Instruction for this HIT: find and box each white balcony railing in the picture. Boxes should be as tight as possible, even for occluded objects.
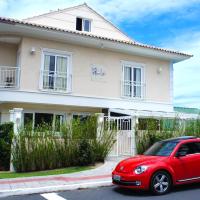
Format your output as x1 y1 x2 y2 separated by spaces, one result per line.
0 66 20 88
41 70 70 92
121 80 145 99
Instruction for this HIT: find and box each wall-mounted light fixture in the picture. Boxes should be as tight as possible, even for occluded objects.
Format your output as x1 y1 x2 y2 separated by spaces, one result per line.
30 47 36 55
157 67 162 74
100 43 104 49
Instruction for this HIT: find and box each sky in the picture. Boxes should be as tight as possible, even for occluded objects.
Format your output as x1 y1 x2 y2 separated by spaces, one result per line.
0 0 200 108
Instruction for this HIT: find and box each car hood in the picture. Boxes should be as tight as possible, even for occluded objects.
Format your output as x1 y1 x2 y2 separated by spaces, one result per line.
115 155 167 173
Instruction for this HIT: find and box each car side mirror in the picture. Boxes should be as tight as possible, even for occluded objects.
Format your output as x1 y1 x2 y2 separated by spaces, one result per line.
176 151 187 157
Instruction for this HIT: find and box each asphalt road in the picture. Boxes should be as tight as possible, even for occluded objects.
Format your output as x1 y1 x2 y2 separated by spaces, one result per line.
1 183 200 200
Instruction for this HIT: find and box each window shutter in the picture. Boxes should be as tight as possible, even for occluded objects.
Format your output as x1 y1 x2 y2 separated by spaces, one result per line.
76 18 82 31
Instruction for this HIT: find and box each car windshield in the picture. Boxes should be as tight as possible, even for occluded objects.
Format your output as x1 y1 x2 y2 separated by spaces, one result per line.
144 141 178 156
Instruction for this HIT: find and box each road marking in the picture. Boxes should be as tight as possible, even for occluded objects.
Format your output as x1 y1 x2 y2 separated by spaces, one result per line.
41 193 66 200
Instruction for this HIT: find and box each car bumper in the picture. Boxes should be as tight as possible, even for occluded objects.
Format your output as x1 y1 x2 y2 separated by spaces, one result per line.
112 170 150 190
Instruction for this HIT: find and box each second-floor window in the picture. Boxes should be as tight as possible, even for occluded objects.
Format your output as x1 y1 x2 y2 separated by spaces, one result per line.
76 17 91 32
41 51 71 92
122 62 144 98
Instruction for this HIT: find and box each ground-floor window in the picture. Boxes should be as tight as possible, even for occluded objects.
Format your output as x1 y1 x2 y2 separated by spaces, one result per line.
72 114 90 122
138 118 160 130
24 112 64 131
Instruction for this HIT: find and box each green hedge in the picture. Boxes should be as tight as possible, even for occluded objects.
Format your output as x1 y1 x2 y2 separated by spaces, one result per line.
12 116 116 172
136 117 200 154
0 122 14 170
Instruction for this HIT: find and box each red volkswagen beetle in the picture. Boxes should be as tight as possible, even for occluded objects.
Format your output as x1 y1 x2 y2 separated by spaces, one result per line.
112 136 200 195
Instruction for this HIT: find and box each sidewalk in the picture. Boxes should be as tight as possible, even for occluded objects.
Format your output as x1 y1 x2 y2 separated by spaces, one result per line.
0 161 117 198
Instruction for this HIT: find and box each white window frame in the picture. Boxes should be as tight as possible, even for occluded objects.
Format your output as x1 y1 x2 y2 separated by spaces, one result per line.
121 60 145 99
76 17 92 32
40 48 72 93
82 18 91 32
23 111 66 132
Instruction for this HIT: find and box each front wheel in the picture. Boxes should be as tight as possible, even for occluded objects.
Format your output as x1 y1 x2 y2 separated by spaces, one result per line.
150 171 172 195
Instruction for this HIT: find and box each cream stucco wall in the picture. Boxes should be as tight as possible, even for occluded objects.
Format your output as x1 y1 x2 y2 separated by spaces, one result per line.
0 42 17 66
25 5 131 42
0 103 101 113
0 103 101 123
19 37 171 103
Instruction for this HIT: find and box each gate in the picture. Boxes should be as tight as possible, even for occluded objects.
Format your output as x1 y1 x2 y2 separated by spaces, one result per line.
106 116 134 157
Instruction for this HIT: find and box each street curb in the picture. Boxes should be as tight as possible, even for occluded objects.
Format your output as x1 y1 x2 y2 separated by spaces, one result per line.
0 180 113 198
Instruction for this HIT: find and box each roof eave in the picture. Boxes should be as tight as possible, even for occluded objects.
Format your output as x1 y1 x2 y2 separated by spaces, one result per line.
0 17 192 63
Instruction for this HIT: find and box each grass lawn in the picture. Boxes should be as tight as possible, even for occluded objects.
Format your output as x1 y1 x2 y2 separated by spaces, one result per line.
0 166 93 179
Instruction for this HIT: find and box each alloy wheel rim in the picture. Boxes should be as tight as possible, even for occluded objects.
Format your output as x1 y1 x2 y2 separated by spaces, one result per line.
153 174 169 193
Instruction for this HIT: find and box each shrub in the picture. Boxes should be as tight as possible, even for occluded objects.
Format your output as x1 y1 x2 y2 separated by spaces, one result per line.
12 124 76 172
76 139 95 166
136 117 200 154
0 122 14 170
93 128 116 162
12 116 116 172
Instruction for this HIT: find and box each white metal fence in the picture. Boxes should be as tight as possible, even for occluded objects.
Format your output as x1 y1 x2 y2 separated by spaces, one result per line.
121 80 145 98
41 70 69 92
0 66 20 88
106 116 134 157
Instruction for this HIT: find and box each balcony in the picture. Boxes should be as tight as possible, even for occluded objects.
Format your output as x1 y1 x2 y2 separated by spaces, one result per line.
0 66 20 89
121 80 145 99
41 70 71 92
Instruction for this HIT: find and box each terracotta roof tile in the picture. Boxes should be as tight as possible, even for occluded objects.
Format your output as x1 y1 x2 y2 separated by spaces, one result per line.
0 16 192 58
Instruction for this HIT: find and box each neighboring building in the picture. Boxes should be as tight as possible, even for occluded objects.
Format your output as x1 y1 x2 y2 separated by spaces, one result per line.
174 107 200 115
0 3 193 156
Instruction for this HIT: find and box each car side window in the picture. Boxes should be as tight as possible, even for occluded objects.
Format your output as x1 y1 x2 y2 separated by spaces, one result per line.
194 142 200 153
177 142 197 156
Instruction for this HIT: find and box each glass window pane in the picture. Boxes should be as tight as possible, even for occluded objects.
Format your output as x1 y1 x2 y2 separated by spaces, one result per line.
56 56 68 90
44 55 50 71
144 141 178 156
195 142 200 153
134 68 141 82
43 55 55 89
24 113 33 128
56 57 67 73
55 115 64 132
178 143 196 155
84 20 90 32
134 68 142 97
49 56 55 72
34 113 53 128
123 66 132 97
73 115 89 122
124 66 132 81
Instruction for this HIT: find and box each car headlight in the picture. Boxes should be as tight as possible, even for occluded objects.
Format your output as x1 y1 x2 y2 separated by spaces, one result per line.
134 166 148 174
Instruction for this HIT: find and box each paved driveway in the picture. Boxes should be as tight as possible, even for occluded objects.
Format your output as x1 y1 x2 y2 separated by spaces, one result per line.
1 183 200 200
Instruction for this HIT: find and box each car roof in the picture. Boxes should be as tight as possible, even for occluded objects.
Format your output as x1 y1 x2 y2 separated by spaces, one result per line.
161 136 199 143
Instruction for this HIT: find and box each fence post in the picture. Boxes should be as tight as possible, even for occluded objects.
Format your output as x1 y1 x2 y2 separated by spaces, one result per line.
131 116 138 156
96 113 104 140
9 108 23 172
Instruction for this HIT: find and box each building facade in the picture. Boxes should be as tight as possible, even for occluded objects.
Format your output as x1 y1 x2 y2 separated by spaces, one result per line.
0 4 192 139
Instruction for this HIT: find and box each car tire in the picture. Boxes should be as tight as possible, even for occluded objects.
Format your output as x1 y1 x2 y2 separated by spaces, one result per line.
150 171 172 195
